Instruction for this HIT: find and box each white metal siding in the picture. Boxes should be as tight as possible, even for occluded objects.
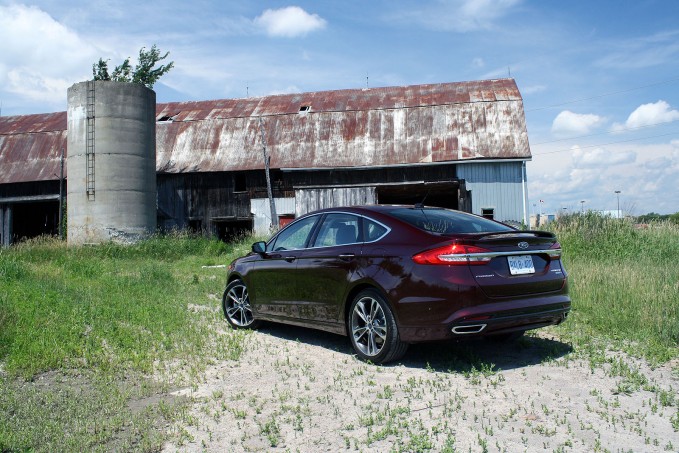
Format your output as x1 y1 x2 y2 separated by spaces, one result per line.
251 197 295 235
295 187 376 217
457 161 528 224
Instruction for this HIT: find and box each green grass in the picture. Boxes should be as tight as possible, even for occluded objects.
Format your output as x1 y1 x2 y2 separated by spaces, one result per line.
0 232 258 452
0 233 252 377
0 216 677 451
546 213 679 363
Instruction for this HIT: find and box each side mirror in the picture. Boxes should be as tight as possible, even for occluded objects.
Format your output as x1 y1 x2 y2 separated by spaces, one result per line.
251 241 266 254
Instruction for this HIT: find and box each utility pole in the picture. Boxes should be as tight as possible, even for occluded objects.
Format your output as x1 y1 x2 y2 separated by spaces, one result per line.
58 148 65 240
259 117 278 231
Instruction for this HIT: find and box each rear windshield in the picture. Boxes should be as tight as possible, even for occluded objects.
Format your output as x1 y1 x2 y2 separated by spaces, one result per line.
388 208 514 234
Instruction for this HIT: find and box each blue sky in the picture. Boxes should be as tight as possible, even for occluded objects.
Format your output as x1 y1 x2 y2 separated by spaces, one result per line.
1 0 678 215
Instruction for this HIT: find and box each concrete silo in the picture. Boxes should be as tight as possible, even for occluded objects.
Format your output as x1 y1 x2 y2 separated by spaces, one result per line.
67 80 156 244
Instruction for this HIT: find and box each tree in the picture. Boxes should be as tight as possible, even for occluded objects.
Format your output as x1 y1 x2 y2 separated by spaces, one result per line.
91 45 174 89
92 58 110 81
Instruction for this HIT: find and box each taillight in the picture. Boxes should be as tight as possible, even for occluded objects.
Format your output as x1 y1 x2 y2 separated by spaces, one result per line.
412 244 492 265
547 242 562 260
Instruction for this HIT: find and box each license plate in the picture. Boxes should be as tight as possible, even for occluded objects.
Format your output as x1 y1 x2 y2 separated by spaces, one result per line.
508 255 534 275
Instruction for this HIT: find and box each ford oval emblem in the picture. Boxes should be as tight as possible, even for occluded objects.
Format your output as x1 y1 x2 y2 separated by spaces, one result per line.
518 241 529 250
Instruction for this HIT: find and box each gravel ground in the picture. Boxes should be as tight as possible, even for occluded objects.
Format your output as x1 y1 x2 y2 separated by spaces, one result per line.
162 321 679 452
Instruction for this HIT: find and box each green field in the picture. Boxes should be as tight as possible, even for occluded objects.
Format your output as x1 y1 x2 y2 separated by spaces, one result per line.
1 217 677 451
547 214 679 363
0 233 256 451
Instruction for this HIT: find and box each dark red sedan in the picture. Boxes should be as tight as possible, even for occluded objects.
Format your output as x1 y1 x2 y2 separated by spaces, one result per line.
223 205 570 364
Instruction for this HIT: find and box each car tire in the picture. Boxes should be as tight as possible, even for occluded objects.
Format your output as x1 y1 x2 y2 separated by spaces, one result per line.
348 289 408 364
222 279 261 329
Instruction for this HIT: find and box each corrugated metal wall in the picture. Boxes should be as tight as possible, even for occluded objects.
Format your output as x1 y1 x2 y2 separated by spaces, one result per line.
456 161 527 224
295 187 376 217
251 197 296 235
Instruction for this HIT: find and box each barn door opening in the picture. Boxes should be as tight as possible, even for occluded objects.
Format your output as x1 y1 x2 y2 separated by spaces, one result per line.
11 201 60 243
212 218 253 242
376 181 460 210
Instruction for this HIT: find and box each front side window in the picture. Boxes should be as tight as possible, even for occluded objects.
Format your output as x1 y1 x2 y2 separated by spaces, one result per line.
269 215 318 251
313 213 361 247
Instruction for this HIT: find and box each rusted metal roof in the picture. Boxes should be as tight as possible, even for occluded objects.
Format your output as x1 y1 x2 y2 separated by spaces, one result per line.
0 112 67 184
156 78 530 173
1 78 530 183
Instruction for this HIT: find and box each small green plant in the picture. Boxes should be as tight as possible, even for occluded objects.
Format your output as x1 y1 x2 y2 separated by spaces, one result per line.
671 408 679 432
92 44 174 89
260 416 280 447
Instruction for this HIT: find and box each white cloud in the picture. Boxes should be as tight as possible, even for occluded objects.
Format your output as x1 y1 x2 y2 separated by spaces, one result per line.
529 140 678 215
644 156 671 170
522 85 546 95
597 30 679 69
388 0 521 32
471 57 485 68
0 4 97 108
255 6 327 38
610 100 679 133
624 100 679 128
6 67 70 103
571 145 636 168
551 110 606 136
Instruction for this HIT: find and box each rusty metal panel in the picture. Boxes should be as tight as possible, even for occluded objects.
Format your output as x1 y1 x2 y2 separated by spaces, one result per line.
0 112 67 184
2 78 530 183
155 78 530 174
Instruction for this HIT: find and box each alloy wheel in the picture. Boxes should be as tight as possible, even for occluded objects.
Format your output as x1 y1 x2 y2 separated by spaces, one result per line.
224 282 255 327
351 296 388 357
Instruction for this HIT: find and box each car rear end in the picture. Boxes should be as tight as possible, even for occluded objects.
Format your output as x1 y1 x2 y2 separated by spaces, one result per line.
435 231 570 338
379 207 570 342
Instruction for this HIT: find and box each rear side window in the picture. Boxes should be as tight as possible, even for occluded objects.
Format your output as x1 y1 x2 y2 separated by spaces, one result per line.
364 218 388 242
388 208 513 234
313 213 360 247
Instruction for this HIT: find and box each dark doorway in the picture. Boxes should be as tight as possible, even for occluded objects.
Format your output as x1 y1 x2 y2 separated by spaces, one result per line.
188 218 203 234
12 201 60 242
212 218 253 242
376 182 459 209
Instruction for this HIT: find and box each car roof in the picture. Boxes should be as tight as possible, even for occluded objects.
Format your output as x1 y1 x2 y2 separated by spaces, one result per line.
308 204 457 216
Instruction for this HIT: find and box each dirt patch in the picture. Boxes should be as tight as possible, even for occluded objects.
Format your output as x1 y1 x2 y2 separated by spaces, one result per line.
161 325 679 452
0 368 188 453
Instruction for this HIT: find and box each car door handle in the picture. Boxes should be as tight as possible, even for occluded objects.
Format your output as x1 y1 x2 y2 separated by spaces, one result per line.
284 256 297 262
339 254 355 261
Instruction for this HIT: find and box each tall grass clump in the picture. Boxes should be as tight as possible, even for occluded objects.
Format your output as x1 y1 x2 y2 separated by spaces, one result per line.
0 232 255 378
547 213 679 362
0 233 261 452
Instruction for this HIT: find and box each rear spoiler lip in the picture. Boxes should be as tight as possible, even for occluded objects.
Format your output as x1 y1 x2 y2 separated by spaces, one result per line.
442 230 556 241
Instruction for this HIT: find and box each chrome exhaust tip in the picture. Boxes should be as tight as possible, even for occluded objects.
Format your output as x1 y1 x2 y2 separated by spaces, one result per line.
451 324 487 335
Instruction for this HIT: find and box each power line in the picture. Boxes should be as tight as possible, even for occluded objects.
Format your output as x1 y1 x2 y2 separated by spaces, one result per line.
532 130 679 156
532 119 679 146
525 75 679 112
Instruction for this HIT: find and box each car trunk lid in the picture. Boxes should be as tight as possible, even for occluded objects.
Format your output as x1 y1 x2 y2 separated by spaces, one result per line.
457 231 566 297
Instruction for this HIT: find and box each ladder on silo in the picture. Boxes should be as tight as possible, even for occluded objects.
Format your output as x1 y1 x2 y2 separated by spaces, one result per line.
85 81 96 201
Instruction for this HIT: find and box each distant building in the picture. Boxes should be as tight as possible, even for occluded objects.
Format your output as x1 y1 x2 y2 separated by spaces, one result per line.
598 210 624 219
0 78 532 245
530 214 556 229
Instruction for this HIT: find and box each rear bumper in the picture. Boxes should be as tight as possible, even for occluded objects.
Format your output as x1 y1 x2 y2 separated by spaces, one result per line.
398 295 571 343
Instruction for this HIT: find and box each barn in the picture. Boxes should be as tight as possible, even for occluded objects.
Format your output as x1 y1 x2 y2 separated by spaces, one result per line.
0 78 531 246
